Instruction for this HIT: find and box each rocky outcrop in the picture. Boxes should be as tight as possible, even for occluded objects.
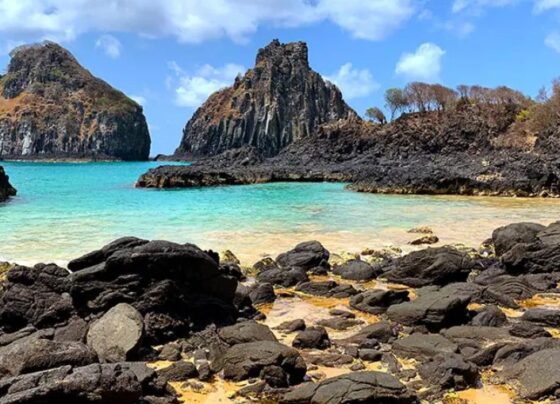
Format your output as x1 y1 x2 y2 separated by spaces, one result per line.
175 39 357 158
0 42 150 160
0 166 16 201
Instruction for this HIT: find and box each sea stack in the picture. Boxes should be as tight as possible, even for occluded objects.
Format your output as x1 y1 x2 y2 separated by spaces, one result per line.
0 42 150 160
175 39 357 158
0 166 16 201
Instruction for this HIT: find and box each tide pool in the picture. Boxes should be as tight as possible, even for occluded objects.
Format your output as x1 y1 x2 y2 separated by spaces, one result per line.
2 161 560 266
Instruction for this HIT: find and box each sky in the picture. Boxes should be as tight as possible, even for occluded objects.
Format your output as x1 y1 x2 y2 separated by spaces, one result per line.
0 0 560 155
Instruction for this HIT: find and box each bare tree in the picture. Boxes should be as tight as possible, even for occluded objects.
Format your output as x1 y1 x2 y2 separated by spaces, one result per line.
405 82 432 112
384 88 409 120
430 84 458 111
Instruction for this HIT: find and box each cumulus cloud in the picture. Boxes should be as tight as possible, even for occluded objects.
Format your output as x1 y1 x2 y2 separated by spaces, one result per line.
0 0 416 47
325 63 379 99
452 0 517 13
534 0 560 12
95 34 121 58
395 43 445 82
169 62 245 108
545 31 560 52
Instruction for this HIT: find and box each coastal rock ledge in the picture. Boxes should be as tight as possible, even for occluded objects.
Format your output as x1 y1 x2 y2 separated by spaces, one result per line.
0 166 16 201
0 42 150 161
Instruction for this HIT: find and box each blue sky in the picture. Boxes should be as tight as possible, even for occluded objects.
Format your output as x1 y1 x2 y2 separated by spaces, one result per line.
1 0 560 155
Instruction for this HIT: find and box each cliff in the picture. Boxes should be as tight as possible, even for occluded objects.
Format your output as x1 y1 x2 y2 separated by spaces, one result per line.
0 166 16 201
0 42 150 160
175 39 357 158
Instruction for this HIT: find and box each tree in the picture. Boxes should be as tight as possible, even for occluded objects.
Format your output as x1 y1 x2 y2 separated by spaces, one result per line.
430 84 458 111
365 107 386 124
405 82 432 112
457 84 469 100
384 88 409 120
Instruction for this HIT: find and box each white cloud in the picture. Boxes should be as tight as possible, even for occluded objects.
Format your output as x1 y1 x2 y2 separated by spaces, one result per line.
95 34 121 58
325 63 379 99
534 0 560 12
0 0 416 48
129 95 147 105
545 31 560 52
452 0 517 13
170 62 245 108
395 43 445 82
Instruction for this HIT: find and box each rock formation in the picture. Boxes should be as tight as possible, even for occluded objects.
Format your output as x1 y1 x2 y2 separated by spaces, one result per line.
0 166 16 201
0 42 150 160
175 39 357 158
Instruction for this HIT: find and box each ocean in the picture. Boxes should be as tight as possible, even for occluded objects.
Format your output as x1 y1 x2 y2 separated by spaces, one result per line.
2 161 560 266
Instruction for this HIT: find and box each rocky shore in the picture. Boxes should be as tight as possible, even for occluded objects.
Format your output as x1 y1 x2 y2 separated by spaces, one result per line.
0 166 16 202
1 221 560 402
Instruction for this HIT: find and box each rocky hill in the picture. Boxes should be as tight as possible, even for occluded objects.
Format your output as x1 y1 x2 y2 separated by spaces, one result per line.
0 42 150 160
175 39 357 158
0 166 16 201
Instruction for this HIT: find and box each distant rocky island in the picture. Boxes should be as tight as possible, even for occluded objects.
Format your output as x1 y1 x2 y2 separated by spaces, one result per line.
140 40 560 197
0 42 150 161
0 166 16 201
175 39 356 158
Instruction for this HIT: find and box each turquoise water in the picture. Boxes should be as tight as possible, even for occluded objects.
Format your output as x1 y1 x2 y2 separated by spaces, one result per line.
2 161 560 265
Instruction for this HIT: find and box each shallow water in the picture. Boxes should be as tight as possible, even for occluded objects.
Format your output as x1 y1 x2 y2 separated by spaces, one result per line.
3 161 560 266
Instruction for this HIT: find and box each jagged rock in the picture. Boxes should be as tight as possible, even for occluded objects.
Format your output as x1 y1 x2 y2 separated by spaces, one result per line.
317 317 363 331
338 323 398 345
0 42 150 160
281 371 416 404
217 321 277 345
0 166 16 202
349 289 410 315
382 247 475 287
210 341 306 386
498 348 560 400
175 39 356 158
292 327 330 350
276 241 330 271
295 280 358 298
509 322 552 338
393 333 458 360
410 235 439 245
238 282 276 305
86 303 144 362
0 332 96 377
0 362 172 404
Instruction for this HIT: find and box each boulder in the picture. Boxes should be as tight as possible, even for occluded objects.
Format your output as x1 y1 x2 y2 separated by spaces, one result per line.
350 289 409 315
383 247 475 287
217 321 277 345
295 281 358 298
248 282 276 305
492 222 545 256
332 260 379 281
509 322 552 339
393 333 458 360
292 327 330 350
276 319 306 333
386 284 472 331
498 348 560 400
87 303 144 363
521 308 560 327
418 353 479 391
0 166 16 202
471 305 507 327
276 241 330 271
156 361 198 382
210 341 306 386
338 323 398 345
410 235 439 245
317 317 363 331
256 267 308 287
281 371 416 404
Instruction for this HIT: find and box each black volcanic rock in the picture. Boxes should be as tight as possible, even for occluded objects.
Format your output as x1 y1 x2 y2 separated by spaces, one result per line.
0 166 16 201
0 42 150 160
175 39 357 158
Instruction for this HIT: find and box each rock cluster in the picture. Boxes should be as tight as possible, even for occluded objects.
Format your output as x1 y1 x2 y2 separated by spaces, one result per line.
0 42 150 160
0 166 16 201
175 39 356 158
